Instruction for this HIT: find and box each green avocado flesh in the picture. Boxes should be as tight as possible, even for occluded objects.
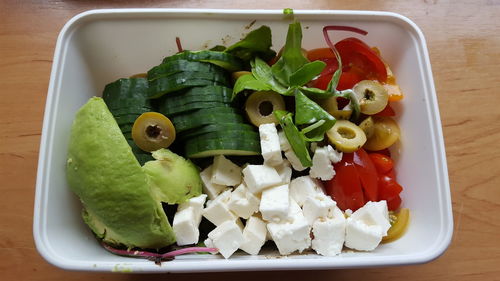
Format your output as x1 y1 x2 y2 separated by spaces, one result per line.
66 97 175 249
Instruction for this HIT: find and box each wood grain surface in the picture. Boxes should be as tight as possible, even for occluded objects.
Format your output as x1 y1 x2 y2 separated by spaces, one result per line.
1 0 499 280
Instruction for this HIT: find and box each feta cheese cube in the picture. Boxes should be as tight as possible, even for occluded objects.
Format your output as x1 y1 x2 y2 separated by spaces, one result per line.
207 220 244 258
311 207 346 256
178 194 207 225
242 164 282 194
289 176 325 207
173 207 200 246
344 200 391 251
284 149 307 172
211 155 242 186
260 184 290 222
310 146 335 181
200 165 226 200
302 193 336 225
259 123 283 166
350 200 391 235
228 183 260 219
278 130 291 151
202 189 238 226
275 159 292 184
326 145 343 163
240 216 267 255
267 199 311 255
344 217 384 251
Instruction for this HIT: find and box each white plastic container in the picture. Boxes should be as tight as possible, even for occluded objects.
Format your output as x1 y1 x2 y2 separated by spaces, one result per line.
33 9 453 272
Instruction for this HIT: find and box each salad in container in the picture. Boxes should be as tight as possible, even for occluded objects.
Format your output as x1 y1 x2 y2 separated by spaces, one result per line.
65 13 411 263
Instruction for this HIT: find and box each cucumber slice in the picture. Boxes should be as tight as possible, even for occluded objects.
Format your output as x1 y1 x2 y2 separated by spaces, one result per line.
108 106 153 116
102 78 151 109
148 60 226 81
159 101 232 116
114 114 140 125
171 110 244 132
180 123 256 140
163 50 243 72
148 71 229 99
161 85 233 105
185 137 261 158
178 129 259 142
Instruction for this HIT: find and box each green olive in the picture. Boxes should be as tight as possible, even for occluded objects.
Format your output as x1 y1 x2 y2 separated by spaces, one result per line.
364 116 400 151
245 91 286 126
326 120 367 153
358 116 375 138
353 80 389 115
132 112 176 152
318 97 352 120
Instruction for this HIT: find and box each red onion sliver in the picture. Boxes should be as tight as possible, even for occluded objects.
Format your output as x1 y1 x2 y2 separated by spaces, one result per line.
323 25 368 36
102 242 218 260
176 37 183 53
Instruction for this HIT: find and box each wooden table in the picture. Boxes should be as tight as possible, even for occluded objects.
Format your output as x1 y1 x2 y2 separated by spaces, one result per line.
1 0 499 280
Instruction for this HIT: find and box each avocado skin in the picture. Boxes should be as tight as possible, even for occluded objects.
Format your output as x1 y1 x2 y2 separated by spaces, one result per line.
66 97 175 249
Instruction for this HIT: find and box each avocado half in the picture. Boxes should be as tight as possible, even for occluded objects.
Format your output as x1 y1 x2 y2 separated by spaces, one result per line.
66 97 201 249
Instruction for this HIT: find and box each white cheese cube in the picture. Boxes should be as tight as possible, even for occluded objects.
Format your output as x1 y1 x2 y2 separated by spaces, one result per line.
173 207 200 246
311 207 346 256
259 123 283 166
240 216 267 255
228 183 260 219
326 145 343 163
207 220 244 259
211 155 242 186
200 165 226 200
202 190 238 226
310 146 335 181
260 184 290 222
289 176 325 207
178 194 207 225
284 149 307 172
242 164 282 194
302 193 337 225
344 217 384 251
275 159 292 184
350 200 391 236
278 130 291 151
267 199 311 255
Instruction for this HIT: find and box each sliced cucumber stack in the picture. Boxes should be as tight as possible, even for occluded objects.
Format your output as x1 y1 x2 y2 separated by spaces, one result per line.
162 50 243 72
102 78 154 165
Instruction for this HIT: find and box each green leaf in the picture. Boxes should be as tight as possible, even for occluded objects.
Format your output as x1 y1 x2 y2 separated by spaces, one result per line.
326 42 343 92
294 89 336 141
251 57 288 94
300 120 327 142
298 86 335 99
289 60 326 86
274 110 312 167
232 74 271 99
225 26 276 62
271 21 309 86
337 89 361 122
210 45 226 52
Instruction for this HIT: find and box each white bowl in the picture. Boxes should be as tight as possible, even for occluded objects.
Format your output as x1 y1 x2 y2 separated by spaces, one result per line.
33 9 453 272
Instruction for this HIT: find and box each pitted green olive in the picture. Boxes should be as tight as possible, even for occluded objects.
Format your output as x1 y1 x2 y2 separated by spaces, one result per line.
353 80 389 115
359 116 375 138
245 91 286 126
326 120 367 153
318 97 352 120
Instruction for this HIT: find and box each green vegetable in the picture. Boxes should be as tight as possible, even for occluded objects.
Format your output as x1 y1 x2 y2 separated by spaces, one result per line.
225 25 276 62
102 78 152 111
170 107 244 133
251 57 289 94
232 73 272 99
142 149 202 204
66 97 175 249
147 60 226 82
147 71 229 99
179 123 256 140
289 60 326 86
274 110 312 167
185 137 261 158
162 50 243 72
271 21 310 86
294 89 336 141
